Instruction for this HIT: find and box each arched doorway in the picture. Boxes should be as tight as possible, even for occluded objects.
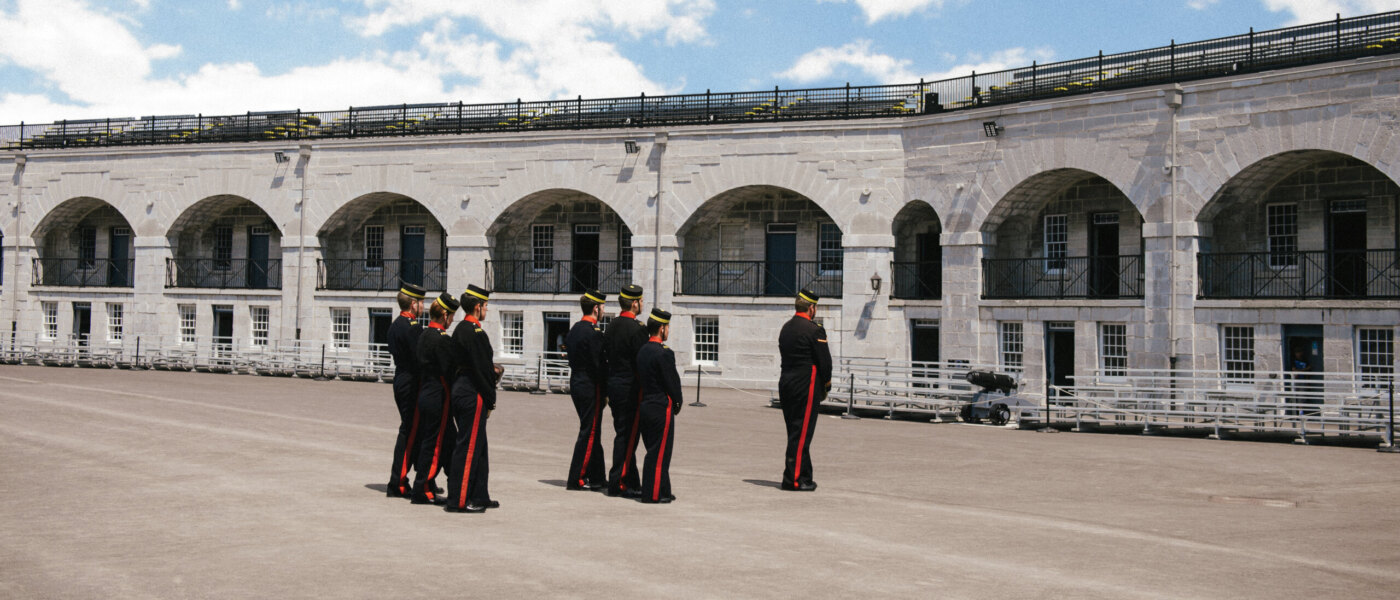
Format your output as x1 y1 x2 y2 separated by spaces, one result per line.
891 201 942 299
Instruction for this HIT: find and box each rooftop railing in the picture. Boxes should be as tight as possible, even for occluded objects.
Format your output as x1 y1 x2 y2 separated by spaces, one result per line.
4 12 1398 150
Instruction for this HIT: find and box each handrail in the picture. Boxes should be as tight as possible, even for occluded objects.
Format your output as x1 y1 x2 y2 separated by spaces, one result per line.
1197 249 1400 299
316 258 447 291
674 260 843 298
982 255 1143 299
166 257 282 289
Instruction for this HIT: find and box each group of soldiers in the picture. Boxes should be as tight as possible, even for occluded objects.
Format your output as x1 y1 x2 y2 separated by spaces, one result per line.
384 281 833 512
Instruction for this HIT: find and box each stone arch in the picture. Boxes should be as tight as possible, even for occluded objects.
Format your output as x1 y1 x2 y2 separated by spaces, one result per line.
31 197 137 286
486 189 635 294
670 155 871 236
166 195 284 289
891 200 943 299
316 191 448 290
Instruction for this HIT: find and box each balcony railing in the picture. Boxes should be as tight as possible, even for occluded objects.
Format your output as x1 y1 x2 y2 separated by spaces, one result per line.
6 12 1398 150
982 255 1143 299
166 258 282 290
317 258 447 292
32 258 134 287
891 261 942 300
674 260 843 298
1198 250 1400 299
488 260 633 294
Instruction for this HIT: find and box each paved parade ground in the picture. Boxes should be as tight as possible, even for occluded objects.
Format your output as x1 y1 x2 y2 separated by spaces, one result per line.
1 365 1398 599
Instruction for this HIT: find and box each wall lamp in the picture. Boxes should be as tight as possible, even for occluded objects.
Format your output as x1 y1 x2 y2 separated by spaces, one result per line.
870 272 883 293
982 121 1003 137
623 139 639 154
274 151 290 163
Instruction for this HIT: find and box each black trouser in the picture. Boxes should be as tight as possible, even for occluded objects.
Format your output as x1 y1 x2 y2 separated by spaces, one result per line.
639 399 676 502
606 379 642 493
567 379 607 488
388 371 421 494
410 376 456 501
779 365 823 487
446 378 490 509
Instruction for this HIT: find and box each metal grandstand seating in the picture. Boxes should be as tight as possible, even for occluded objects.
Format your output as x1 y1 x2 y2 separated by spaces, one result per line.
806 358 1019 420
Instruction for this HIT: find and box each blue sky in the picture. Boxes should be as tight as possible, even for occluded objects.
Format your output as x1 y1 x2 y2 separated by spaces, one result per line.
1 0 1398 124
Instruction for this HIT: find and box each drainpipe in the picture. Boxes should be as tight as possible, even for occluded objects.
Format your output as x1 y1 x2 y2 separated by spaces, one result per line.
1167 85 1183 371
10 154 25 345
294 144 311 340
652 133 667 294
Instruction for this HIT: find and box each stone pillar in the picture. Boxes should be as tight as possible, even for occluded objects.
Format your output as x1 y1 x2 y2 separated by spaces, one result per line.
131 236 171 339
939 232 990 365
629 234 677 307
1142 221 1200 371
448 235 489 292
282 234 319 342
838 237 894 363
2 236 35 345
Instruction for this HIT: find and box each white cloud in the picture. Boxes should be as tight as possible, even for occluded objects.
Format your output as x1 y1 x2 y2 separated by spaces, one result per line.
777 42 1051 85
227 0 242 9
1262 0 1400 24
919 47 1055 83
818 0 947 23
350 0 715 45
1187 0 1220 10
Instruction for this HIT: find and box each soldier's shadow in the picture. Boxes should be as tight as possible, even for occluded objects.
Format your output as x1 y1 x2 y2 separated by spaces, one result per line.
538 479 568 488
364 483 390 494
742 479 782 489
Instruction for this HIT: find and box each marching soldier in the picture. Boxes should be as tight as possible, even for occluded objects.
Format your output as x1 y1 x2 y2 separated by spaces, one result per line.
445 284 500 513
777 289 832 492
386 282 427 498
636 308 683 504
409 292 459 505
603 284 647 498
565 289 608 491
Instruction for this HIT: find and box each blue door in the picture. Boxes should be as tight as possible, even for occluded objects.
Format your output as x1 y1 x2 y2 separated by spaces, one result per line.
400 226 425 287
247 226 269 289
108 227 130 287
764 223 797 296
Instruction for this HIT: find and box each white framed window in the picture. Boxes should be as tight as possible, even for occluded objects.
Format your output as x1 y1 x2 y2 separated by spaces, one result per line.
1099 323 1128 378
364 225 384 269
618 228 633 273
250 306 269 347
818 223 843 274
42 302 58 340
998 322 1023 370
1357 327 1395 385
106 303 124 342
1266 203 1297 268
1221 326 1255 384
1043 214 1067 273
213 225 233 270
500 311 524 356
694 316 719 364
331 308 351 350
532 225 554 271
179 304 197 344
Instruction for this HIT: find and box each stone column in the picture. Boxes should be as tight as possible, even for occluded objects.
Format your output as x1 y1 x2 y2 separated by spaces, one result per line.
131 236 171 339
2 236 35 345
838 237 894 363
282 234 319 343
1142 221 1200 371
448 235 489 292
939 232 991 365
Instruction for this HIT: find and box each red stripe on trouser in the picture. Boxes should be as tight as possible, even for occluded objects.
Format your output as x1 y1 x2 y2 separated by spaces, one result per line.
619 386 642 484
425 378 450 498
577 385 601 485
456 395 483 509
794 366 816 485
653 399 673 501
397 402 421 494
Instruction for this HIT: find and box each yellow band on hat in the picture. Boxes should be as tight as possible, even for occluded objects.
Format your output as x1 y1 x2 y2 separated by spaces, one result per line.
464 288 489 301
584 292 605 304
649 314 670 324
400 287 425 299
619 290 642 300
435 297 452 311
799 292 819 304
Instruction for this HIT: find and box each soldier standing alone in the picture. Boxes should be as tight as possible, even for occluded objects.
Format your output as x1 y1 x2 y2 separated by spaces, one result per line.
603 284 647 498
636 308 683 504
386 282 426 498
777 289 832 492
565 289 608 491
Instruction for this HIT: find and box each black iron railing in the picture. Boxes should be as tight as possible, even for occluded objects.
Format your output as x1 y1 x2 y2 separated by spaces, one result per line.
982 255 1143 299
166 258 282 289
675 260 843 298
32 258 134 287
317 258 446 291
1198 250 1400 299
6 12 1399 150
891 261 942 299
488 260 632 294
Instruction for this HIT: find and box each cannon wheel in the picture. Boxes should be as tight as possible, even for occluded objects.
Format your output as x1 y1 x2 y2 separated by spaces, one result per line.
959 404 981 424
988 403 1011 426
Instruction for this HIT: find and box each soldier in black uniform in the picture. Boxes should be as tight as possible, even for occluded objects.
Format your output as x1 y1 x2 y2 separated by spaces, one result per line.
603 284 647 498
445 284 500 514
636 308 684 504
409 292 459 505
777 289 832 492
565 289 608 491
386 282 426 498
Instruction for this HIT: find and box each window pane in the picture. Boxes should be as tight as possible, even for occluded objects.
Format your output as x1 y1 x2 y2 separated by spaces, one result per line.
999 322 1023 370
1099 323 1127 377
1266 204 1297 268
1222 326 1255 384
1357 328 1395 385
179 305 198 344
532 225 554 270
694 316 719 363
251 306 269 347
332 308 351 349
364 226 384 269
1043 214 1067 271
819 223 843 273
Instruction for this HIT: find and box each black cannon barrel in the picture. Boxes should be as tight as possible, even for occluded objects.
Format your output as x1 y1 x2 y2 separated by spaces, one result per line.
966 370 1016 394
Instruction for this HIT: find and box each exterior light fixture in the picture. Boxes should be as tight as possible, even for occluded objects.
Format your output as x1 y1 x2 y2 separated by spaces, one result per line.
274 151 289 163
982 121 1003 137
623 140 639 154
870 272 883 293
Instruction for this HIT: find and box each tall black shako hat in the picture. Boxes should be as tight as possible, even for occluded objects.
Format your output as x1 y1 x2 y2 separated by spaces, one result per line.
619 284 643 301
583 289 607 304
434 292 460 313
399 281 426 299
798 288 820 305
648 307 671 327
463 284 490 302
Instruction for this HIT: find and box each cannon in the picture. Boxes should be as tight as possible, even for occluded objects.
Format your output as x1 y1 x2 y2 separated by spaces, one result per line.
959 370 1032 425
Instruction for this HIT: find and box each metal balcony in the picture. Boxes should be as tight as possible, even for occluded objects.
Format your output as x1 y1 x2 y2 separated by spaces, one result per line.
1198 250 1400 299
891 261 942 300
166 258 282 290
982 255 1143 299
317 258 446 292
32 258 134 287
488 260 632 294
674 260 843 298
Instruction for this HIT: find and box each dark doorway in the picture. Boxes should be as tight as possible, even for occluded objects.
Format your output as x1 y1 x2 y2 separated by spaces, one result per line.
72 302 91 348
571 224 600 292
400 225 426 287
544 312 571 359
1328 201 1367 297
1045 322 1075 400
369 309 393 362
248 225 270 289
108 227 131 287
213 306 234 355
916 232 941 298
911 320 940 384
764 223 797 296
1089 213 1120 297
1283 324 1324 415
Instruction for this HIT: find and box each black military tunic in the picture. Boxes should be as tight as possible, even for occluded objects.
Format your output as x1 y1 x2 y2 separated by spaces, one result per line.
565 315 607 489
637 337 683 503
446 315 496 510
387 310 424 496
777 312 832 489
410 321 457 502
602 311 648 494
